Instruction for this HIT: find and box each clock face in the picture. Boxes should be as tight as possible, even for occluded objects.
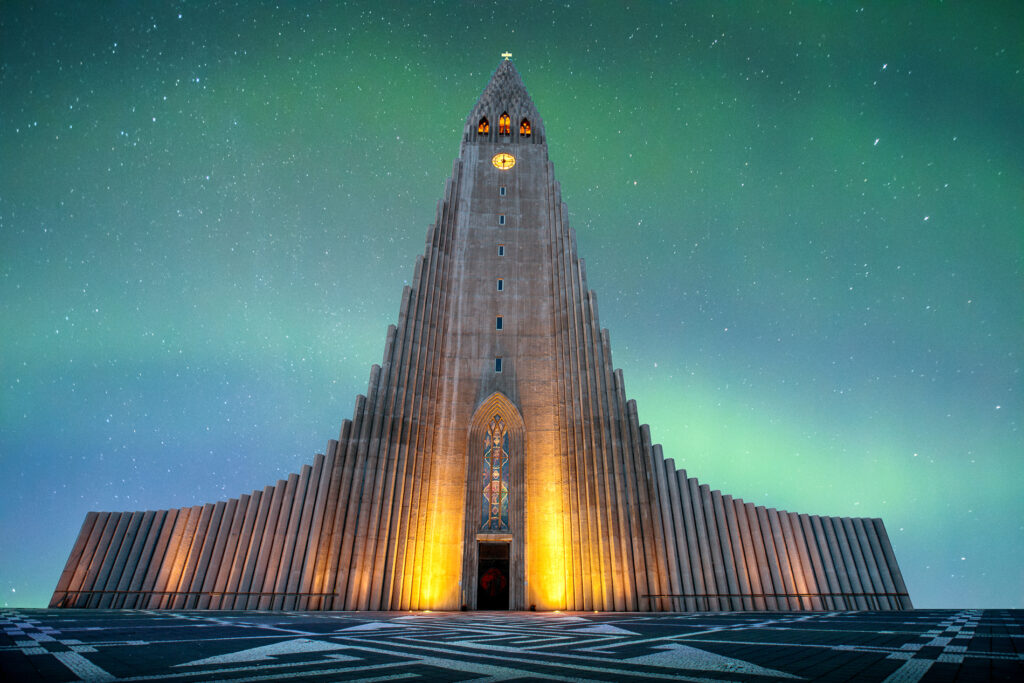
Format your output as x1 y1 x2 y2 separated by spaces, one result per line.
491 152 516 170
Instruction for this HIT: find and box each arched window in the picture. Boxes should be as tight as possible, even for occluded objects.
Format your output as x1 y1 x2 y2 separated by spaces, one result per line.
498 112 511 136
519 118 531 136
478 117 489 134
481 414 510 531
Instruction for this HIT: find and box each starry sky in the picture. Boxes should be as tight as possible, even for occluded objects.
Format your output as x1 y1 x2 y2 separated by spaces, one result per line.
2 2 1021 610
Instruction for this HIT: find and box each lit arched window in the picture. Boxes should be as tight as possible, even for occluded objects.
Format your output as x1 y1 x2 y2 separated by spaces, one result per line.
481 414 510 531
519 118 531 136
499 112 511 136
478 117 489 134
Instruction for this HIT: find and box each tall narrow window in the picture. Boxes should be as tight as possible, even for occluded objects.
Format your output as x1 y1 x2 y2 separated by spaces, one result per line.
496 316 503 330
481 415 510 531
499 186 506 196
499 112 511 135
494 357 503 372
478 117 490 134
497 244 505 256
520 118 531 136
496 278 504 291
499 214 505 225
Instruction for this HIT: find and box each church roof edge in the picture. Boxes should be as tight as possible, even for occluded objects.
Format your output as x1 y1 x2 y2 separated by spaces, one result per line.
464 59 544 144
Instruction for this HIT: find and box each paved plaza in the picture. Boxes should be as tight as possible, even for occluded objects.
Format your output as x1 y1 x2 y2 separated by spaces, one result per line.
1 608 1021 682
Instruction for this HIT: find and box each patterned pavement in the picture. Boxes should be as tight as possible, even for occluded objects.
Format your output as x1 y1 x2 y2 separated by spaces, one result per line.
1 608 1021 682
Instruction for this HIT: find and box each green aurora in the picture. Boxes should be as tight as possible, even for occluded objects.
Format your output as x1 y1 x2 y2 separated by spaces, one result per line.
1 2 1021 608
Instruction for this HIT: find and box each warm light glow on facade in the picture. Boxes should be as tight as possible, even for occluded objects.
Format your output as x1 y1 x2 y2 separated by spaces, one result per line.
525 441 566 610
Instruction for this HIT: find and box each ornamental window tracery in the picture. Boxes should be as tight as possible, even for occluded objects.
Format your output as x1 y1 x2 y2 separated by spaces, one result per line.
499 112 511 135
481 415 510 531
478 117 490 134
520 118 531 136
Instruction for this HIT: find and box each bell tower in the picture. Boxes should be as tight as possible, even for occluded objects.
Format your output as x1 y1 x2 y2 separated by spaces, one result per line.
430 57 564 610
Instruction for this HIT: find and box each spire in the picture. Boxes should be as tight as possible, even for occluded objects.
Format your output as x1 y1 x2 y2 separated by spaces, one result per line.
464 60 544 144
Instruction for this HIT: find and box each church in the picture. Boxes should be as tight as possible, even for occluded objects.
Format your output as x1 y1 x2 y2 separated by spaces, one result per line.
51 59 912 612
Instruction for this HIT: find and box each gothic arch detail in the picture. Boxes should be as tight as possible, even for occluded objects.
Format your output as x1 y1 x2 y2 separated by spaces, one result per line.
461 392 527 609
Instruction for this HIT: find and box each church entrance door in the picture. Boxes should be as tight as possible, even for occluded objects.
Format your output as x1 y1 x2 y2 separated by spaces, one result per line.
477 542 509 610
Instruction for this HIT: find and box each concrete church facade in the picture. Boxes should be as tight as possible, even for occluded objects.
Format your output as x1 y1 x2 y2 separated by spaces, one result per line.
52 60 912 612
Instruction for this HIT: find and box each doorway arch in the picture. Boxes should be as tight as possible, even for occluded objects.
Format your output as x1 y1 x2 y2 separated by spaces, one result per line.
461 392 527 609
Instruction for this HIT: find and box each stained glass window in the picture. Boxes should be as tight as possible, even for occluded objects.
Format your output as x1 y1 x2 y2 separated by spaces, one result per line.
520 118 531 136
481 415 510 531
478 117 489 134
499 112 511 135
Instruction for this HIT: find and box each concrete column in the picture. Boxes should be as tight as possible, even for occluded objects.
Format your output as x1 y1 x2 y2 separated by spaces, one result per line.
701 486 730 611
727 497 759 610
737 502 768 610
578 288 614 610
156 508 190 609
234 487 273 609
754 507 784 610
330 369 381 609
83 512 126 607
873 519 913 609
289 454 327 610
688 478 718 611
273 466 311 610
200 498 238 609
852 517 889 610
816 514 852 609
342 338 395 608
224 491 262 609
350 325 402 610
187 501 226 609
96 511 143 608
714 492 745 610
160 506 199 609
639 424 671 611
77 512 116 607
50 512 100 607
246 484 286 610
369 301 418 610
664 460 696 611
649 447 681 611
861 519 898 610
557 202 586 611
841 517 878 609
258 473 298 610
806 515 842 610
830 516 868 609
766 508 800 609
677 471 705 611
309 420 352 610
600 330 635 611
120 510 159 609
141 509 180 608
744 505 776 610
173 504 213 609
795 514 830 609
785 512 823 610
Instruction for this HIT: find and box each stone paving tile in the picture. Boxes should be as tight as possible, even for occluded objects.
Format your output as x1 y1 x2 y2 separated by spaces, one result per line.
0 608 1021 681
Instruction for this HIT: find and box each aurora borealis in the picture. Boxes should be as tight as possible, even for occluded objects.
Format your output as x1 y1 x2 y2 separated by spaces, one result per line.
2 2 1021 609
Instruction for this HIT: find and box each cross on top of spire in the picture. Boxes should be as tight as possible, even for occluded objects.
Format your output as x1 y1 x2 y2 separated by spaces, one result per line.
501 51 512 60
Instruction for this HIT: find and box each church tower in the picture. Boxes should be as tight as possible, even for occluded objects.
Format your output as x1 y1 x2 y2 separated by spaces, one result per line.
51 59 912 612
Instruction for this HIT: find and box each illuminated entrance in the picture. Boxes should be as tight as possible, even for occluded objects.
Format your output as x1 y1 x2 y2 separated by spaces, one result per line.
477 542 510 610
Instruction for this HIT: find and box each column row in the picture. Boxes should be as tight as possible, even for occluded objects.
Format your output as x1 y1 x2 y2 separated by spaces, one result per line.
650 459 913 611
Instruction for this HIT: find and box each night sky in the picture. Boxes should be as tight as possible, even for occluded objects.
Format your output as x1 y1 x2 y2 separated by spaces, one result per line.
2 2 1021 610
